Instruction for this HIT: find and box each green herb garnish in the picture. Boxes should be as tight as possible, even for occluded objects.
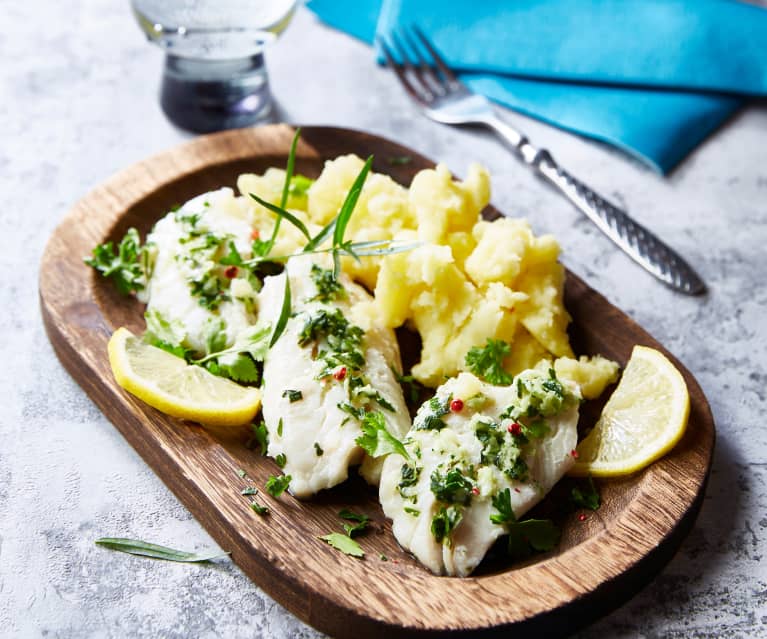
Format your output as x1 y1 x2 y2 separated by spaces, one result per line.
570 476 600 511
430 506 462 545
314 442 324 457
250 501 270 516
94 538 228 563
430 467 474 505
355 411 410 461
248 421 269 455
319 533 364 558
265 474 291 497
282 389 303 403
506 519 560 559
84 228 149 295
269 274 292 348
274 453 287 468
489 488 516 525
465 339 513 386
339 509 370 537
309 264 345 303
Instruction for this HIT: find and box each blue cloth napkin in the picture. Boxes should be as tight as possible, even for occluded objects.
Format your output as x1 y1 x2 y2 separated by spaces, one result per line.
306 0 767 173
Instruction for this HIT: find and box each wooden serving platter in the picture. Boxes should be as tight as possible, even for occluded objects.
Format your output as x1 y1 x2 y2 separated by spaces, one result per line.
39 124 715 638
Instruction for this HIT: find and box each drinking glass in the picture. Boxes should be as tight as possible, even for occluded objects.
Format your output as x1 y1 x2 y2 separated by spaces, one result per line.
131 0 297 133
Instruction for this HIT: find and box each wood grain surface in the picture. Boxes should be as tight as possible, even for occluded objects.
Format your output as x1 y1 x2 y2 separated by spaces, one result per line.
39 124 715 638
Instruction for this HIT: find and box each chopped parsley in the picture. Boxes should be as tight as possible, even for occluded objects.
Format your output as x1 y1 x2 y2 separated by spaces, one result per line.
274 453 287 468
240 487 259 496
398 463 420 500
413 394 452 431
506 519 560 560
250 501 270 516
339 509 370 537
465 339 513 386
236 469 247 479
282 389 303 403
430 467 474 505
314 442 324 457
475 420 528 481
319 533 364 558
489 488 516 526
247 422 269 455
265 474 291 497
309 264 345 303
355 411 410 460
430 506 462 546
404 507 420 516
570 476 601 511
277 418 283 437
84 227 151 295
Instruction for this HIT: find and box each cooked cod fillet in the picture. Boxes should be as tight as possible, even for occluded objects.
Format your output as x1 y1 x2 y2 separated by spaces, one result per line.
258 255 410 498
380 371 580 576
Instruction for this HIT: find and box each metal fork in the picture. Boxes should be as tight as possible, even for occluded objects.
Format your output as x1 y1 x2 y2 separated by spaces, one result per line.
379 27 706 295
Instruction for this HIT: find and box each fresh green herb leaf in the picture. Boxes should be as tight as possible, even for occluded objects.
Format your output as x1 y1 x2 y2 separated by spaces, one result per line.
257 129 301 257
277 418 284 437
207 353 260 384
275 453 287 468
355 411 410 461
85 228 149 295
249 193 313 242
240 487 259 496
309 264 345 303
333 156 373 251
248 421 269 455
282 389 303 403
465 339 513 386
570 477 600 511
219 240 244 266
404 507 420 516
430 506 462 546
339 509 370 537
319 532 364 558
507 519 560 560
414 394 451 431
314 442 324 457
269 274 292 348
237 469 247 478
265 474 291 497
94 538 228 563
250 501 269 516
143 310 192 360
398 463 420 498
430 467 474 505
379 553 388 561
489 488 517 525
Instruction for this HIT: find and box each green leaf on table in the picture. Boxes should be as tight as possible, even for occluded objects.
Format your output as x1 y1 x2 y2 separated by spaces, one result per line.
265 474 291 498
570 476 601 511
339 509 370 537
319 532 364 558
506 519 560 560
95 538 229 563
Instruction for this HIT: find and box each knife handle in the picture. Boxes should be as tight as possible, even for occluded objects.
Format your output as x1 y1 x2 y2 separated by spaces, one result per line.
483 116 706 295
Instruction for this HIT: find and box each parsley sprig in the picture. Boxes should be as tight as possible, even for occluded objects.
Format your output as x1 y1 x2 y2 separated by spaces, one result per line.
84 228 150 295
355 411 411 461
465 339 514 386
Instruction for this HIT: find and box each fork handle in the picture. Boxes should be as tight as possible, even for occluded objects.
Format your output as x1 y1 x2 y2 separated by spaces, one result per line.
482 116 706 295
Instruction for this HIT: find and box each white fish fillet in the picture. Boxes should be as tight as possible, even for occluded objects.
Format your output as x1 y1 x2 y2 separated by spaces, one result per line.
259 255 410 498
380 371 580 576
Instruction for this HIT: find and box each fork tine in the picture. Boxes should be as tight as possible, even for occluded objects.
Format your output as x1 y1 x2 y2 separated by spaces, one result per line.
378 37 430 105
411 25 460 85
397 28 447 96
388 31 441 99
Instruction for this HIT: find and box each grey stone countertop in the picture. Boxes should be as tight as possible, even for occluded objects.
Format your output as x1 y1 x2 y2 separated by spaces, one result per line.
1 2 765 637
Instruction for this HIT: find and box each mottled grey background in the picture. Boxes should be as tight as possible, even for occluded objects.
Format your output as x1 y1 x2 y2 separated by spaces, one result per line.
1 2 765 637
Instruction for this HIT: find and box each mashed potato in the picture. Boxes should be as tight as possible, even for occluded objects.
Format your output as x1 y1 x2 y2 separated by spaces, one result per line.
236 156 619 397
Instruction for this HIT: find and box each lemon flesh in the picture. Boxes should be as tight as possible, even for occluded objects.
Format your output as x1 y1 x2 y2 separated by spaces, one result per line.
570 345 689 477
108 327 261 427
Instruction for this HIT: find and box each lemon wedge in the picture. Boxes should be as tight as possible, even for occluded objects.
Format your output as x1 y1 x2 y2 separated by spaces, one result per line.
570 345 689 477
108 327 261 427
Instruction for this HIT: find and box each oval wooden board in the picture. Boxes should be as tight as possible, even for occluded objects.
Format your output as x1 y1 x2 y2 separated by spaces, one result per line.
39 124 715 638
